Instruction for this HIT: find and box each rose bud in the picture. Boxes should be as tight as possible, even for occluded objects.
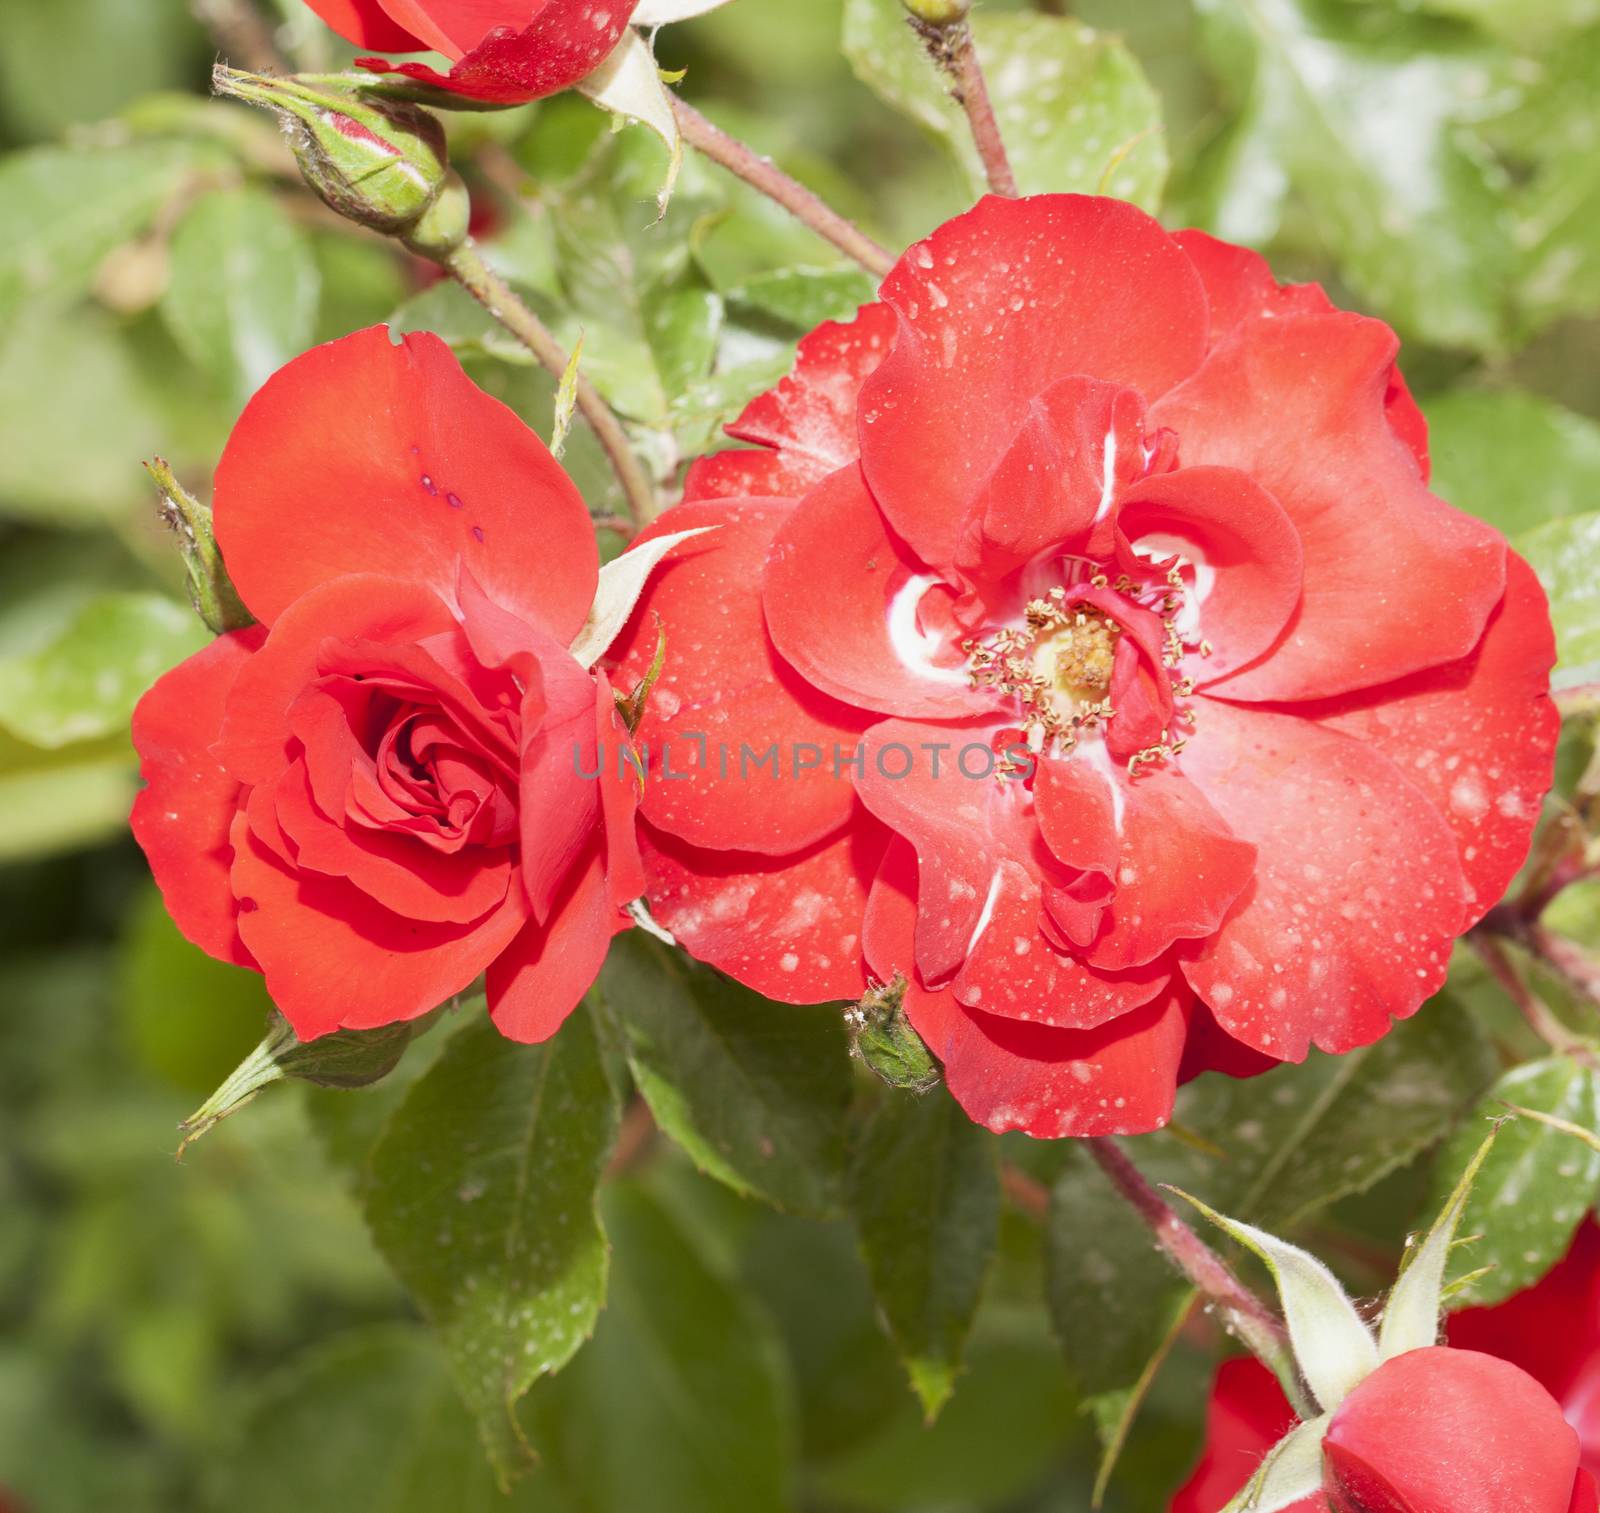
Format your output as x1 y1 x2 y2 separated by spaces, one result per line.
901 0 972 25
1322 1347 1583 1513
213 66 449 237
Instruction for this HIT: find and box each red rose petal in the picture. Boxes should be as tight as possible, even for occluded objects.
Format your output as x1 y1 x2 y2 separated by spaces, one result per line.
852 721 1170 1028
638 818 883 1004
1310 553 1558 921
764 466 987 720
130 627 266 969
230 809 526 1039
684 303 897 503
1111 465 1304 686
487 842 621 1044
301 0 426 49
1180 698 1471 1061
609 498 874 854
858 194 1208 570
1035 756 1255 972
358 0 640 103
1323 1348 1581 1513
273 759 513 924
214 576 459 787
1175 227 1430 480
215 327 597 643
865 840 1189 1138
1150 313 1504 702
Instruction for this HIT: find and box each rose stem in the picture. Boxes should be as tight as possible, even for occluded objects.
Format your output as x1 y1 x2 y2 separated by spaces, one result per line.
945 24 1018 197
670 99 896 279
1470 927 1593 1057
1084 1137 1310 1415
443 241 657 529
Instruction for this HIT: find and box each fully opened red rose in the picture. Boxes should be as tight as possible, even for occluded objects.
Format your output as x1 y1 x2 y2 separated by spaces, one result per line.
611 193 1558 1139
132 327 644 1043
300 0 642 106
1175 1223 1600 1511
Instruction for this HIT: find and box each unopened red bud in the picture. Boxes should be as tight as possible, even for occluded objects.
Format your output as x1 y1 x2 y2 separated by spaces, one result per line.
901 0 971 25
213 66 448 237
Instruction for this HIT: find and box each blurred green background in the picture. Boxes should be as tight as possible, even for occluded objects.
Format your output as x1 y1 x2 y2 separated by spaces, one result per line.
1 0 1598 1507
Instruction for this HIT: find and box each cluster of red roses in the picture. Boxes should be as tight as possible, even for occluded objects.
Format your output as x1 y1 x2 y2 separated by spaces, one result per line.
134 190 1557 1141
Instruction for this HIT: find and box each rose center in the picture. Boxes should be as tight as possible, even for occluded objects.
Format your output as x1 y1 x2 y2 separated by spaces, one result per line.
968 589 1121 749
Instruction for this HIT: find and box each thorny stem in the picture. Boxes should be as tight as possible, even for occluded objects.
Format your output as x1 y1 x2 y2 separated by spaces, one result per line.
1085 1137 1311 1417
910 18 1018 198
670 98 895 279
443 240 657 529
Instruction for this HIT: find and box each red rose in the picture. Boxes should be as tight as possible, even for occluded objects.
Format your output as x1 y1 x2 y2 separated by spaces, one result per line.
1176 1225 1600 1510
300 0 641 106
131 327 643 1042
611 193 1557 1138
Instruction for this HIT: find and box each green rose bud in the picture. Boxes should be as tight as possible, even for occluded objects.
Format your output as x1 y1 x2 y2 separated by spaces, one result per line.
847 975 942 1093
213 66 449 237
900 0 971 25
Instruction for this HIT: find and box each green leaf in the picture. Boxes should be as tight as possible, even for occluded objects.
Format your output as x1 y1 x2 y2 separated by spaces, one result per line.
848 1086 1000 1419
1418 0 1595 43
0 591 205 749
365 1009 620 1482
1046 1143 1195 1395
213 1327 574 1512
0 729 138 863
0 306 170 526
119 883 269 1098
1494 28 1600 330
599 932 854 1218
1427 1056 1600 1306
161 186 320 410
842 1 1168 208
1427 388 1600 537
0 139 219 323
527 1183 792 1513
726 266 878 330
1186 0 1515 350
1517 512 1600 676
179 1014 422 1156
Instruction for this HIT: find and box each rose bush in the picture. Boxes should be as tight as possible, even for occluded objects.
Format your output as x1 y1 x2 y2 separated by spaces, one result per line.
1175 1223 1600 1511
301 0 642 106
611 191 1559 1139
131 326 643 1042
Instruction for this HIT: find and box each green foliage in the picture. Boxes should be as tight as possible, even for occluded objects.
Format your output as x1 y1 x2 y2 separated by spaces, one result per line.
161 186 321 410
1428 1056 1600 1306
1517 512 1600 677
600 932 854 1217
849 1086 1001 1418
1185 0 1514 350
0 591 205 748
364 1010 621 1481
527 1183 794 1513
